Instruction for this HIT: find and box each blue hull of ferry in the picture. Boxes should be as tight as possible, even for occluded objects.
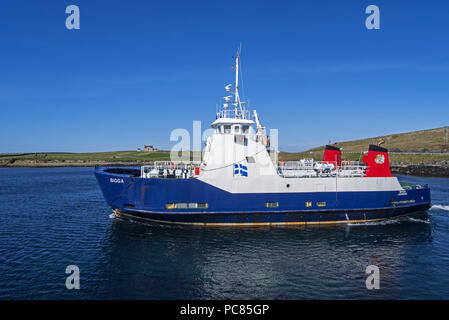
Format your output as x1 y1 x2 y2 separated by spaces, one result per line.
94 167 431 225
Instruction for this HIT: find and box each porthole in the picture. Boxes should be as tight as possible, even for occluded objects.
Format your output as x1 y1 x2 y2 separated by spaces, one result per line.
286 184 290 188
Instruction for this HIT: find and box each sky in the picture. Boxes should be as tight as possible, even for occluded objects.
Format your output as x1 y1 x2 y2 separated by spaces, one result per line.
0 0 448 153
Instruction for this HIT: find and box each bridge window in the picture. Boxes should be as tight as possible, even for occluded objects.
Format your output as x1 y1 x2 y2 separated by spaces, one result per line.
234 125 240 134
242 126 249 134
265 202 279 208
224 125 231 134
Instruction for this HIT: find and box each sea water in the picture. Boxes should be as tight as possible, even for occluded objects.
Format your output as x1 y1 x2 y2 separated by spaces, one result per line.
0 167 448 299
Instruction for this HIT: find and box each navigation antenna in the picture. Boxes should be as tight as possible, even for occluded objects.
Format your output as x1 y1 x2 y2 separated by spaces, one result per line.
233 44 244 118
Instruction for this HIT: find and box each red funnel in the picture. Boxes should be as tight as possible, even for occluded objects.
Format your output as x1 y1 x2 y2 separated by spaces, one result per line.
364 145 393 177
323 145 341 166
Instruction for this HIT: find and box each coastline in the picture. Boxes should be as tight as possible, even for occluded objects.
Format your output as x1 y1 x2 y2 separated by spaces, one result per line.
0 159 151 168
390 164 449 178
2 159 449 177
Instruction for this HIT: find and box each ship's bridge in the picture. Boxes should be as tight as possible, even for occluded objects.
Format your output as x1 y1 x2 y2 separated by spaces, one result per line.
211 113 255 135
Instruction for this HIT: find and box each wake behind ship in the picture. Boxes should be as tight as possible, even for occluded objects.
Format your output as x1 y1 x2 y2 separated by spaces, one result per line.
95 50 431 226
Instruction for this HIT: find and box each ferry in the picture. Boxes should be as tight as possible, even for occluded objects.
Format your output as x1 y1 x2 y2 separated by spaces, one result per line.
95 50 431 226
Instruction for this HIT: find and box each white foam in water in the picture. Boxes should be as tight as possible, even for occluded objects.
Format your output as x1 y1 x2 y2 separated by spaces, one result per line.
405 217 430 224
109 213 115 219
348 219 400 227
348 216 429 226
430 204 449 211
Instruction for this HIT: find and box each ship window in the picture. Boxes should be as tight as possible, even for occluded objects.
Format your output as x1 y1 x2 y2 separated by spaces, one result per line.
305 201 312 207
224 125 231 134
166 203 208 209
317 202 326 207
265 202 279 208
242 126 249 134
244 137 248 146
234 125 240 133
246 156 255 163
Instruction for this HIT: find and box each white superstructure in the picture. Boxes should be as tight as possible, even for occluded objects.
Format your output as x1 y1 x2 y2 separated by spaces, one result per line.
141 47 403 195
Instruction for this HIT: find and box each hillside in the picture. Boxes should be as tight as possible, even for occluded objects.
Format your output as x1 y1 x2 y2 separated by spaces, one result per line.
312 126 449 153
279 126 449 164
0 151 200 167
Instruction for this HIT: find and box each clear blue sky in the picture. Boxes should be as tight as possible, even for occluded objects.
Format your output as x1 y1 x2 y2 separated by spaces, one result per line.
1 0 448 153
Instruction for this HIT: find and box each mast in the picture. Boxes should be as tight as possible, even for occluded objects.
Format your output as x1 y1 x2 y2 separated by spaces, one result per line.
233 45 243 118
223 45 247 119
235 49 240 116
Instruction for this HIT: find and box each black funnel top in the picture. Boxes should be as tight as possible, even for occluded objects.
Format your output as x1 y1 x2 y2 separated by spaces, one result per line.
368 144 388 153
325 145 340 151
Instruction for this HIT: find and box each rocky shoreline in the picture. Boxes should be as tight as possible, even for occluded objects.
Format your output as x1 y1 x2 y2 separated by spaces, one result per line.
390 164 449 177
2 159 449 177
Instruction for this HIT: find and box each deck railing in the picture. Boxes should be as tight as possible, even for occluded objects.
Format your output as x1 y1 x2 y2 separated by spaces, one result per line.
278 160 367 178
141 161 202 179
216 109 250 120
140 159 368 179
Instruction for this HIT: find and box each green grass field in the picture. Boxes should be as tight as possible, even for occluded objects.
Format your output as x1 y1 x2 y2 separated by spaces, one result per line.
1 126 449 165
0 151 200 164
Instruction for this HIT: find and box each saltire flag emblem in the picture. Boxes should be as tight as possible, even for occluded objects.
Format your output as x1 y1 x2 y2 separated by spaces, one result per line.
234 164 248 177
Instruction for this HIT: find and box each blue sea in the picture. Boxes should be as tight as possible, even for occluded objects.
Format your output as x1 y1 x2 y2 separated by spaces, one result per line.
0 167 448 299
